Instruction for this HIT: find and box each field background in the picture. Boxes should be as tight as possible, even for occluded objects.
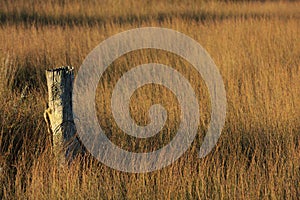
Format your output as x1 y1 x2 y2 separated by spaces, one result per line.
0 0 299 199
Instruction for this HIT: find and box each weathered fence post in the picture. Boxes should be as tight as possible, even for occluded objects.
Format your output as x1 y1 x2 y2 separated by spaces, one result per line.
44 66 82 164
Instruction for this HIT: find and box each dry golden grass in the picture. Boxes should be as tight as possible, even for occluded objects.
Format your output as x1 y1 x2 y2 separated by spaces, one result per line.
0 0 299 199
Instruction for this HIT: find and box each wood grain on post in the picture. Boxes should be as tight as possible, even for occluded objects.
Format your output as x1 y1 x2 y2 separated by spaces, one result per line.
44 66 82 164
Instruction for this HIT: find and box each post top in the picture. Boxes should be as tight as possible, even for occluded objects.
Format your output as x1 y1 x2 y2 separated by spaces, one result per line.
46 66 74 72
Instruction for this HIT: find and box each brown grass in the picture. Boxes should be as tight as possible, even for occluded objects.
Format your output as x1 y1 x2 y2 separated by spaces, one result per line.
0 0 299 199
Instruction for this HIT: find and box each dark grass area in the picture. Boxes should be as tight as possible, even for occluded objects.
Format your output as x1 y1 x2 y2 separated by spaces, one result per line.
0 10 299 27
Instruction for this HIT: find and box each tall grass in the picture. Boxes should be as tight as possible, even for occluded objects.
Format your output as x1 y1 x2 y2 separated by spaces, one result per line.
0 0 299 199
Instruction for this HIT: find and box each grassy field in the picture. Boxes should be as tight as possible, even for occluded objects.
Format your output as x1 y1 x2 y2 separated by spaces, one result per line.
0 0 299 199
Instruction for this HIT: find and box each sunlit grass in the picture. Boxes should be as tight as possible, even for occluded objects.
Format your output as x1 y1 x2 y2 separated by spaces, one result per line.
0 0 299 199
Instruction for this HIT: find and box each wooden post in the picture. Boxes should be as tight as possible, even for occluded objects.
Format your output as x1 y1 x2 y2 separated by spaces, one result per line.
44 66 82 164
